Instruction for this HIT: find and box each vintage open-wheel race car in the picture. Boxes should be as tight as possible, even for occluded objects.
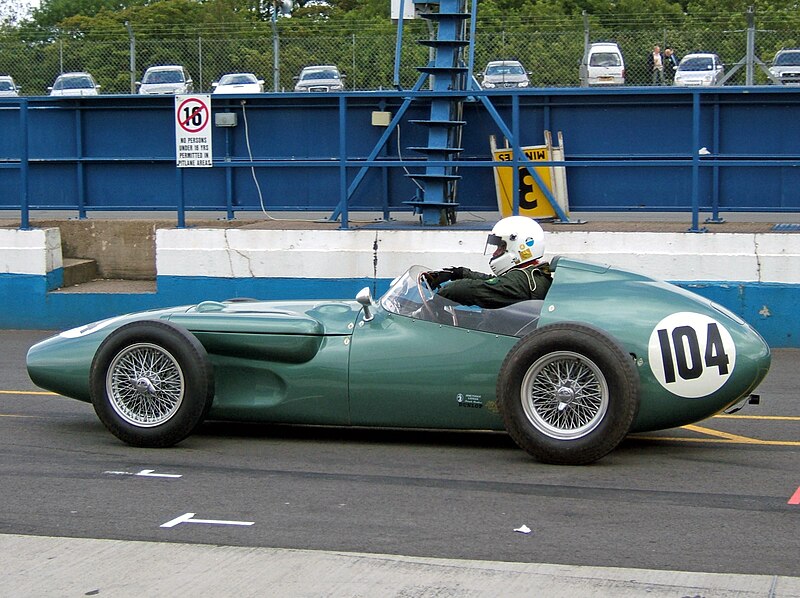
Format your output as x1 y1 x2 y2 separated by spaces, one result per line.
27 257 771 465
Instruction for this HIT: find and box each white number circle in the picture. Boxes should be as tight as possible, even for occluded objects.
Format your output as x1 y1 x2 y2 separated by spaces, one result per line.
648 312 736 398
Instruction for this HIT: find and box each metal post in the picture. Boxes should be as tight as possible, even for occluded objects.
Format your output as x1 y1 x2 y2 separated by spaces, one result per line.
583 11 590 59
225 126 234 220
393 0 406 89
689 91 706 233
176 168 185 228
272 3 280 92
511 94 520 215
75 108 86 219
125 22 136 94
745 6 755 86
19 99 29 230
581 11 590 87
198 36 203 91
706 101 724 224
338 96 348 229
467 0 478 84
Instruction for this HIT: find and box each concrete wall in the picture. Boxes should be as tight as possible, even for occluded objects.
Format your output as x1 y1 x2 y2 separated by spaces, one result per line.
1 226 798 347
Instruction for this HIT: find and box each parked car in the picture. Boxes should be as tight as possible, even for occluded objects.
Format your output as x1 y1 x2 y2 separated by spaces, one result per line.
479 60 531 88
673 53 725 87
0 75 20 97
769 48 800 85
48 72 100 97
212 73 265 94
580 42 625 86
26 259 770 465
294 65 345 92
137 65 193 95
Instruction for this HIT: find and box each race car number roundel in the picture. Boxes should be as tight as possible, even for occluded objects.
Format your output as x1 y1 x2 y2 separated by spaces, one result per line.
648 312 736 398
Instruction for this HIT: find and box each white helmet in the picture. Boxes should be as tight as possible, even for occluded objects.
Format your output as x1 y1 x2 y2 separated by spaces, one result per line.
486 216 546 276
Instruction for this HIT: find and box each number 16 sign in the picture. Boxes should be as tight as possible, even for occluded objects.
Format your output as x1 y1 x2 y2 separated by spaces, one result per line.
175 95 213 168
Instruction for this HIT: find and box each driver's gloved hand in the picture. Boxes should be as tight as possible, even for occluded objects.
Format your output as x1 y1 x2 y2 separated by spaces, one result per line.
425 270 453 289
443 266 465 280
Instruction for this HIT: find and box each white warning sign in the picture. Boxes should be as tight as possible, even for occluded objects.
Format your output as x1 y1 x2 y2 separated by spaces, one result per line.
175 94 212 168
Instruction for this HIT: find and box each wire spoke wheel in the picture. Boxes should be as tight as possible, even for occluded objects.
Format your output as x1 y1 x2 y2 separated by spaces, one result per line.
497 323 639 465
520 351 609 440
90 320 214 447
106 343 185 427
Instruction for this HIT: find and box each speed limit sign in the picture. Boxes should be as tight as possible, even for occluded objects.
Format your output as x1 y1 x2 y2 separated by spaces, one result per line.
175 94 213 168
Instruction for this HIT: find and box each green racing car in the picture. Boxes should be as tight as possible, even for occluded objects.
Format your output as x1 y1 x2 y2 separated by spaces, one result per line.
27 257 771 465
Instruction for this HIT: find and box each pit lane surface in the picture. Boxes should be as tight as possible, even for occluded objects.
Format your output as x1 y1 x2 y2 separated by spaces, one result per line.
1 330 798 579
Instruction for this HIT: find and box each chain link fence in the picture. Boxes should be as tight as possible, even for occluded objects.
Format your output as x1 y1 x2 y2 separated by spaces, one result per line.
1 14 799 95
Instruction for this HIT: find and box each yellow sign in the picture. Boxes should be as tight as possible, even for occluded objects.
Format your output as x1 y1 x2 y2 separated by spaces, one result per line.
492 146 556 219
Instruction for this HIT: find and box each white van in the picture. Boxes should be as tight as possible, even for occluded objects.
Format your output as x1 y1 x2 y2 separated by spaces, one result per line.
580 43 626 87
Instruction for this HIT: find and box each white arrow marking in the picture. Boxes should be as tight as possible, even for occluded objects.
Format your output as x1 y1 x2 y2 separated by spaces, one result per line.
160 513 255 528
136 469 182 478
103 469 181 478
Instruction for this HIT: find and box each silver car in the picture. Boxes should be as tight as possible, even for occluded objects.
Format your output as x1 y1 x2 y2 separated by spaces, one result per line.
48 72 100 96
0 75 20 97
769 49 800 85
138 65 193 95
212 73 264 95
480 60 531 89
293 65 345 92
673 53 725 87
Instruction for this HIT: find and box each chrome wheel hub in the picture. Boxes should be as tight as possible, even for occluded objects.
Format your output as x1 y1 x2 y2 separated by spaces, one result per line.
105 343 185 427
520 351 609 440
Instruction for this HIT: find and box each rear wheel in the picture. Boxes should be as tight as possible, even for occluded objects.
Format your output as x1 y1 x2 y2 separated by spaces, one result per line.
497 322 639 465
90 320 214 447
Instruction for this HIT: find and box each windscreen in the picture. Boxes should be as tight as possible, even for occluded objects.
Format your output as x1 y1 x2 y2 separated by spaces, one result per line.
679 57 714 71
590 53 621 67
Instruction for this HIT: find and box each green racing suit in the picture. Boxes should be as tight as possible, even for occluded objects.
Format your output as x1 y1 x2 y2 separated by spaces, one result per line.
437 262 552 309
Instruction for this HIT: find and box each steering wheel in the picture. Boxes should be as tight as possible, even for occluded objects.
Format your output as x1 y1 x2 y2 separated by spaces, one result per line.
417 272 458 326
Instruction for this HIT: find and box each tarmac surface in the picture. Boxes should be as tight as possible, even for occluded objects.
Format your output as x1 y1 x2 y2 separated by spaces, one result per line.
2 213 800 596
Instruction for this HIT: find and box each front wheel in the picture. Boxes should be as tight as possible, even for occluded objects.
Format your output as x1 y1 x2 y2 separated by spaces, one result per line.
497 322 639 465
90 320 214 447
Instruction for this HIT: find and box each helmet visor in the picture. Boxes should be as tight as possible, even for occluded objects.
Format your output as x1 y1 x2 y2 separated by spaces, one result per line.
485 233 506 257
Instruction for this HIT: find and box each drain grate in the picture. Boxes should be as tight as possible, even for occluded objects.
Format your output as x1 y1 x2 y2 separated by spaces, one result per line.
771 223 800 232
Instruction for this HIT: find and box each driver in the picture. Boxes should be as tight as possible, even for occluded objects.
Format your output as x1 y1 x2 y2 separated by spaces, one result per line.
424 216 552 309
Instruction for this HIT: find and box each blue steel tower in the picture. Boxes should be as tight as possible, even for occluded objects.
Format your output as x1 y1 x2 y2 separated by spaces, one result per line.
405 0 469 226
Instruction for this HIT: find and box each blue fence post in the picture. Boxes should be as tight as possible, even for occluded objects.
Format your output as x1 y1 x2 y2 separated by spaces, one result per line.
176 167 185 228
19 98 29 230
339 95 349 229
225 124 235 220
75 107 86 219
706 99 724 224
511 93 520 216
688 90 706 233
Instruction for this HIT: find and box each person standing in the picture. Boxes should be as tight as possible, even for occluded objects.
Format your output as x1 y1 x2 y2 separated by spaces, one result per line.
664 47 679 83
648 45 665 85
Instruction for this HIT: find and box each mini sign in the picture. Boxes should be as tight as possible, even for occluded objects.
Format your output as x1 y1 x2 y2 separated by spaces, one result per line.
175 94 213 168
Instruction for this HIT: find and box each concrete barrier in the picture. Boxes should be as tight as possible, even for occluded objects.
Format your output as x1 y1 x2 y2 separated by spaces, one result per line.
1 226 798 347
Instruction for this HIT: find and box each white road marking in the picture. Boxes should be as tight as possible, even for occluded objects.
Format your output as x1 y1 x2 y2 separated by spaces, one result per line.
103 469 182 478
136 469 182 478
160 512 255 528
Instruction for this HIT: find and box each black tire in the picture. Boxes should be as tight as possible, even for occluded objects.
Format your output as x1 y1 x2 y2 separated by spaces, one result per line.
497 322 639 465
90 320 215 448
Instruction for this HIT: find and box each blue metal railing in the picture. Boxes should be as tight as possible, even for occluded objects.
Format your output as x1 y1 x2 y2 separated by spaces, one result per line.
2 86 799 230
